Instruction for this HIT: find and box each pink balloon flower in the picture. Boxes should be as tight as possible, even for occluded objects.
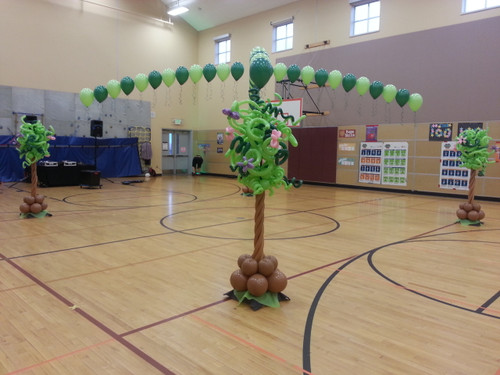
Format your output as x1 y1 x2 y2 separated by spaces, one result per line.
270 129 282 149
225 126 235 141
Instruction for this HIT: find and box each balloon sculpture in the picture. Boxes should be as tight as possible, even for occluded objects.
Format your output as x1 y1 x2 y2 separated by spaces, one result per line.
223 47 305 309
16 116 55 218
455 128 493 225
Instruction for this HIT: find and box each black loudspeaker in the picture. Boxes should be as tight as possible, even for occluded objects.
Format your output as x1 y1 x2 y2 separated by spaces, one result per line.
24 115 38 124
90 120 103 137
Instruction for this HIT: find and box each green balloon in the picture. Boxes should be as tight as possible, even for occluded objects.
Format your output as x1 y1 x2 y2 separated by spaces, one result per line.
342 73 357 92
369 81 384 99
94 85 108 103
203 64 217 82
315 68 329 87
382 84 397 103
355 76 370 96
135 73 148 92
231 62 244 81
162 68 175 87
120 76 135 96
148 70 162 89
79 88 94 107
287 64 301 83
301 66 315 86
274 63 287 82
395 89 410 107
408 93 423 112
216 63 230 82
176 66 189 85
107 79 121 99
249 57 274 89
189 64 203 84
328 70 342 89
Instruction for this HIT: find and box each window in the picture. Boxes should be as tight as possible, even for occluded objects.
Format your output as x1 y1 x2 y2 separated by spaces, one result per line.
215 34 231 64
350 0 380 36
272 19 293 52
462 0 500 13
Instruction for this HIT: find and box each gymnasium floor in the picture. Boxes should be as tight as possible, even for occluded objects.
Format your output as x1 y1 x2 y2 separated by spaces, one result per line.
0 175 499 375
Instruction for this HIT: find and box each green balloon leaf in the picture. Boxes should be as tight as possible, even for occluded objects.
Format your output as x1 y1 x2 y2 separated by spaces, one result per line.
231 62 244 81
162 68 175 87
79 88 94 107
203 64 217 82
395 88 410 107
342 73 357 92
314 69 329 87
148 70 162 89
287 64 301 83
369 81 384 99
107 80 121 99
120 76 135 95
94 85 108 103
175 66 189 85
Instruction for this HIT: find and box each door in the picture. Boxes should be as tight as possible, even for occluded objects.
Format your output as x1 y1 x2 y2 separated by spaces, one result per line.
161 129 192 175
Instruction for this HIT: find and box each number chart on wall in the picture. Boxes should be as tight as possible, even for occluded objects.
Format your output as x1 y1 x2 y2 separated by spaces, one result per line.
359 142 383 184
382 142 408 186
439 141 469 190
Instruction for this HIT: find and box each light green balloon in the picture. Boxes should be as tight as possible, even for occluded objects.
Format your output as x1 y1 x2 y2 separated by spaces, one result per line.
162 68 175 87
216 63 230 81
382 84 397 103
189 64 203 84
355 76 370 96
135 73 148 92
79 88 94 107
274 63 287 82
301 65 315 86
408 93 423 112
107 80 121 99
328 70 342 89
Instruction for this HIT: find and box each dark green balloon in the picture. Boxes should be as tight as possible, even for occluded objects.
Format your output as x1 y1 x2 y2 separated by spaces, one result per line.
203 64 217 82
175 66 189 85
314 69 328 87
249 57 274 89
148 70 162 89
287 64 301 83
395 88 410 107
94 85 108 103
369 81 384 99
120 76 135 96
231 62 244 81
342 73 357 92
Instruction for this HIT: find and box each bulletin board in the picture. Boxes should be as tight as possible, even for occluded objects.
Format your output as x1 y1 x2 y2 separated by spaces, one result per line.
438 141 469 191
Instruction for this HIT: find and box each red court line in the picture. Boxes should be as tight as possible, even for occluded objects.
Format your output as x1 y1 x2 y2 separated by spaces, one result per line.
191 314 315 375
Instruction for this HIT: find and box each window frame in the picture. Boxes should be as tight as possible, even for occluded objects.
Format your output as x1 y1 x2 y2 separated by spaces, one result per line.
214 34 231 65
272 18 294 53
350 0 381 37
462 0 500 14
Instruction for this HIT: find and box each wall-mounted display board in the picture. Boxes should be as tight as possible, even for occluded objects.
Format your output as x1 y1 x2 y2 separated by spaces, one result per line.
439 141 469 191
359 142 383 184
382 142 408 186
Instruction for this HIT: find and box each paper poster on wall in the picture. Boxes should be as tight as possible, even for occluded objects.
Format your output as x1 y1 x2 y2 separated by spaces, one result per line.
382 142 408 186
339 129 356 138
365 125 378 142
457 122 483 134
217 132 224 144
217 147 223 153
339 143 356 151
359 142 383 184
338 157 355 166
429 123 452 141
439 141 469 190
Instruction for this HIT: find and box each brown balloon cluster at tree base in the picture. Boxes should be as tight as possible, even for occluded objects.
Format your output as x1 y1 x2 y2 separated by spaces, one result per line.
20 195 48 214
230 254 287 297
456 202 485 222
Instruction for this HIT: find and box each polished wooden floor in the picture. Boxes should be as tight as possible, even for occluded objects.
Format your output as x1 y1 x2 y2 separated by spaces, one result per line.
0 175 499 375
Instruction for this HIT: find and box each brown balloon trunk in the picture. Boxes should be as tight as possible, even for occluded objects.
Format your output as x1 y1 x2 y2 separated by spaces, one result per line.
30 162 38 198
252 192 265 262
467 169 476 204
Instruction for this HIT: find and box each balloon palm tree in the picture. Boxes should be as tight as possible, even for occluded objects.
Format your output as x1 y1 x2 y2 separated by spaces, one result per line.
16 116 55 218
455 128 493 225
223 47 304 309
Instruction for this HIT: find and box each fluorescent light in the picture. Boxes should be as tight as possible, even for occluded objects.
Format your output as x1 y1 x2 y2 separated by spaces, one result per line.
168 6 188 16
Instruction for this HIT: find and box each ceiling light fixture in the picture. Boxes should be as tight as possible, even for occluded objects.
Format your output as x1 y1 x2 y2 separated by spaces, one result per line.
167 1 189 16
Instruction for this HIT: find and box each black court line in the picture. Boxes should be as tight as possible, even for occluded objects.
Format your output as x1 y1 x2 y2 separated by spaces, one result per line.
476 290 500 313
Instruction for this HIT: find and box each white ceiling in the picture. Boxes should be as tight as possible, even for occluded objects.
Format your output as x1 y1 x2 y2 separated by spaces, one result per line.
161 0 299 31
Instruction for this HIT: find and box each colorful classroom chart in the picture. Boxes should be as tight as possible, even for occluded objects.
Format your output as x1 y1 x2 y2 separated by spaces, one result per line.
439 141 469 191
359 142 383 184
381 142 408 186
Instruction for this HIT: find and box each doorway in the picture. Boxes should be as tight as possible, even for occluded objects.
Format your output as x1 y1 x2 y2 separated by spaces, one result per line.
161 129 192 175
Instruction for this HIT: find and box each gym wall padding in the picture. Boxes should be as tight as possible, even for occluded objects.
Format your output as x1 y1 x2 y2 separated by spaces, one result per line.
0 135 25 182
